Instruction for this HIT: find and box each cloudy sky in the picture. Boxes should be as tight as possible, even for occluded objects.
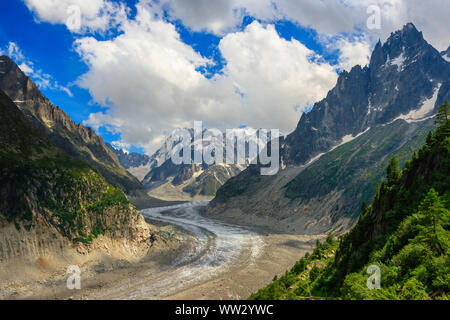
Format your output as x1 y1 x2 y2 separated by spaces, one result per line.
0 0 448 154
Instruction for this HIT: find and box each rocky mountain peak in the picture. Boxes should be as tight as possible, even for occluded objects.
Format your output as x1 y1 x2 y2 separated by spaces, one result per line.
284 23 450 165
0 55 46 104
371 23 428 71
369 40 385 69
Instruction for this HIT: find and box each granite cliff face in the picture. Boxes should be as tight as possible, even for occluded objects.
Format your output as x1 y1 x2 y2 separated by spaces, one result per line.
284 23 450 165
207 23 450 234
0 56 149 201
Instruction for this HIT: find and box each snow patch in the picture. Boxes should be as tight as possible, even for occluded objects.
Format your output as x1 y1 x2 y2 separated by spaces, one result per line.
340 134 355 145
390 83 441 124
306 152 325 165
334 128 371 150
306 127 371 165
390 52 406 70
443 55 450 63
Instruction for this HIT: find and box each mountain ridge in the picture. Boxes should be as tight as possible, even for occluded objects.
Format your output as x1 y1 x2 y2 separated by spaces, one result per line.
0 56 153 203
0 88 152 263
139 128 262 200
206 23 450 234
250 104 449 300
284 23 449 165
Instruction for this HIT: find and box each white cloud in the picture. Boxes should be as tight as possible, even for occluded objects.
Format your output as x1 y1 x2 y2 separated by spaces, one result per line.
111 140 130 153
21 0 449 154
151 0 449 50
152 0 358 36
330 37 372 71
24 0 128 33
22 0 449 49
18 62 34 74
218 22 338 130
76 5 338 154
2 42 25 61
154 0 244 36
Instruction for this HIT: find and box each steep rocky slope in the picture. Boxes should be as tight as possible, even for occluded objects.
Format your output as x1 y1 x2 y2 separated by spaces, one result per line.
207 23 450 233
0 88 152 264
442 46 450 62
284 23 449 165
251 109 449 300
0 56 151 203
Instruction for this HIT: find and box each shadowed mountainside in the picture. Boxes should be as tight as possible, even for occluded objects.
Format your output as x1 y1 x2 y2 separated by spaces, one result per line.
207 23 450 234
0 56 158 205
0 88 152 263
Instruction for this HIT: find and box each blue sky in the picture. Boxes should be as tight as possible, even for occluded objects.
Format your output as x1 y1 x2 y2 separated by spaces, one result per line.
0 1 447 154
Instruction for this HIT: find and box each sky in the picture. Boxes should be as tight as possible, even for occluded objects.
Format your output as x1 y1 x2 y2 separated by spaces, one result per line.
0 0 448 154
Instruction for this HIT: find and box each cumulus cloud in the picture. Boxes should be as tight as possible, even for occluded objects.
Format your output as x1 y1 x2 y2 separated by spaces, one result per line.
21 0 449 155
24 0 128 33
151 0 449 50
329 36 372 71
154 0 244 36
150 0 356 36
218 22 337 130
76 4 337 153
22 0 449 49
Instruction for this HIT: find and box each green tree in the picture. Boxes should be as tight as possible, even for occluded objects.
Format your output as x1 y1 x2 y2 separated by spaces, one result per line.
413 189 448 255
435 100 450 126
386 157 401 185
435 100 450 138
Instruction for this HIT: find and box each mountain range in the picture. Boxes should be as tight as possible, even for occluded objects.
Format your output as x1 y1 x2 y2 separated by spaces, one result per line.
106 143 152 181
110 128 266 200
0 20 448 300
206 23 450 234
